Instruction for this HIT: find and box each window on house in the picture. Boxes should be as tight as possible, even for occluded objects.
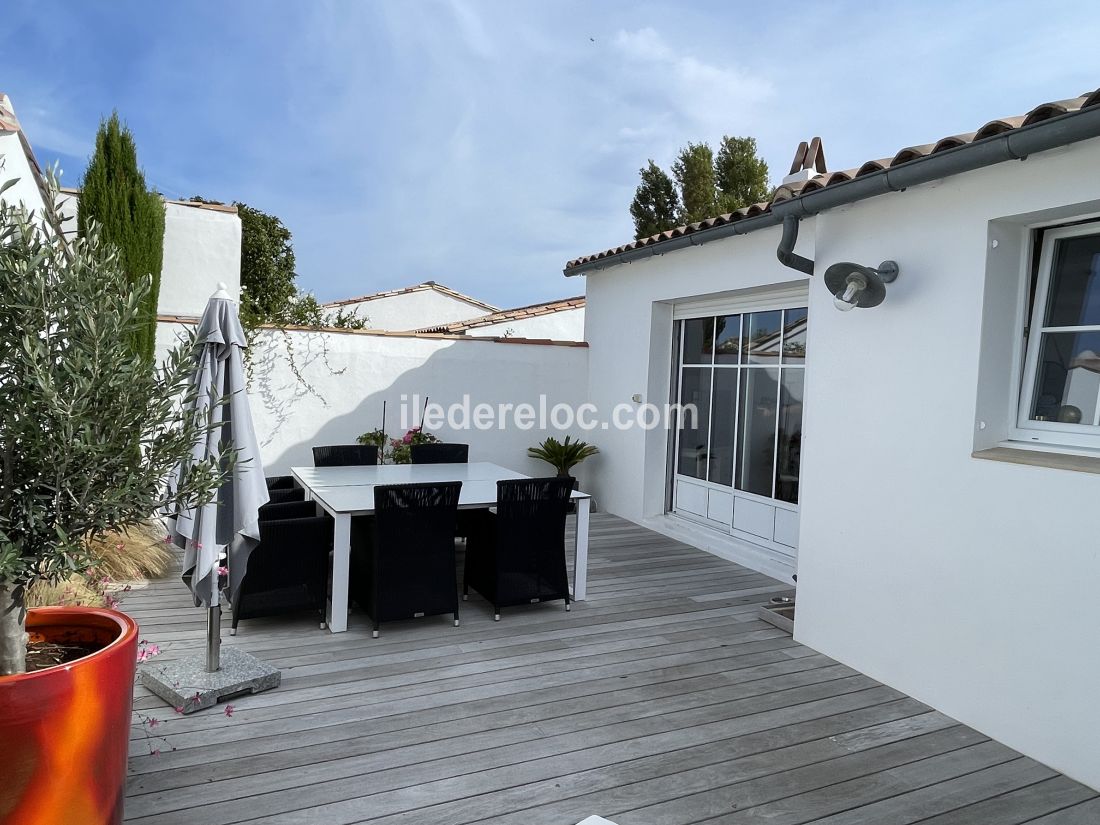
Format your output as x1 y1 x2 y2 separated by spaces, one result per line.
1018 223 1100 445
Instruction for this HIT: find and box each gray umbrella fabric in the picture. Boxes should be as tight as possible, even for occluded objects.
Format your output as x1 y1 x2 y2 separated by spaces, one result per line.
170 291 269 608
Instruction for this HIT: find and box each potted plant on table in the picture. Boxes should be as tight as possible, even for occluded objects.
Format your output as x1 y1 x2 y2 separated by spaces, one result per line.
528 436 599 480
389 426 440 464
0 185 226 825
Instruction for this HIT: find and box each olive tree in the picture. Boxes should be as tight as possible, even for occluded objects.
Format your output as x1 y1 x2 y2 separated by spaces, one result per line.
0 181 227 675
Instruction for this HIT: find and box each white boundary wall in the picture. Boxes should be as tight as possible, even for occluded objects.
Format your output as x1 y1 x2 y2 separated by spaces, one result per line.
156 323 590 482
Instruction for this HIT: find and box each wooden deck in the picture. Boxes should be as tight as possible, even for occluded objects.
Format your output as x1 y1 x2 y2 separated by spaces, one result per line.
122 514 1098 825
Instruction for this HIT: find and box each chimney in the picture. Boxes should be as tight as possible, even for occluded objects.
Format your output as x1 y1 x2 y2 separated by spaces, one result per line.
782 137 826 186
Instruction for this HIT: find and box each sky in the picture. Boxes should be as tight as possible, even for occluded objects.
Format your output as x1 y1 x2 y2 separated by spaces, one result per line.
3 1 1098 309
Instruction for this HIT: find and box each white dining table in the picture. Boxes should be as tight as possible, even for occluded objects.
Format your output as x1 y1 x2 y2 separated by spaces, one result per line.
290 461 592 633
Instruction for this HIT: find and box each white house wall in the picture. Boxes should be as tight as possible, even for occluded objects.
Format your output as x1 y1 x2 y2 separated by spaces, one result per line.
0 131 48 216
580 136 1100 789
338 289 493 331
795 137 1100 791
464 307 585 340
158 203 241 316
582 224 813 534
56 192 242 317
155 323 590 483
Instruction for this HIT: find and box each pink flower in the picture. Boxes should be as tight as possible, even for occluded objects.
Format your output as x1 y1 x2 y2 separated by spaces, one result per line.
150 748 161 757
163 535 172 544
194 541 203 550
173 706 184 715
115 543 125 551
224 704 235 717
146 717 161 729
402 433 413 444
217 566 229 577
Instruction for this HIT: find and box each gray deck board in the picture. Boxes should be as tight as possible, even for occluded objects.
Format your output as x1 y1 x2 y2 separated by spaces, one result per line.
121 513 1096 824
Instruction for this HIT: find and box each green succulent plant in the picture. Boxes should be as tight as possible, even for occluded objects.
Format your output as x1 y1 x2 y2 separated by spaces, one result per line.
528 436 599 477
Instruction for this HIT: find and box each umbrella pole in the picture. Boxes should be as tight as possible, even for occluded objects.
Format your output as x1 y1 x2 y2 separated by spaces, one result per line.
206 605 221 672
205 572 220 673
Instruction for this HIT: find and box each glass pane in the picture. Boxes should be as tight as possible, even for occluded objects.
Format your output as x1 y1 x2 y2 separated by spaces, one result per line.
782 308 808 366
775 370 805 503
1045 234 1100 328
708 370 737 486
1028 331 1100 424
714 315 743 365
677 367 712 479
682 317 714 364
735 368 779 496
746 311 783 365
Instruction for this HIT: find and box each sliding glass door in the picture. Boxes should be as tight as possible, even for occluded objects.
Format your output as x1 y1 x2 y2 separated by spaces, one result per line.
671 305 806 556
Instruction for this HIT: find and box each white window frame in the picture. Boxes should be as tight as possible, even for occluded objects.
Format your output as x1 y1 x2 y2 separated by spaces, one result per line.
1013 220 1100 448
671 301 807 501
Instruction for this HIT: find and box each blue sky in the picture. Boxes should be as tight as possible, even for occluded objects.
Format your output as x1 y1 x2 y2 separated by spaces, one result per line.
4 1 1097 308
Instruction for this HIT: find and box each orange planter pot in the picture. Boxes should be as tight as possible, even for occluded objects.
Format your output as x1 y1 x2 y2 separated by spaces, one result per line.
0 607 139 825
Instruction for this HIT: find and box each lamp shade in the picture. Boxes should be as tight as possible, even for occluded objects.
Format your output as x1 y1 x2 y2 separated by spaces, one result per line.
824 261 899 310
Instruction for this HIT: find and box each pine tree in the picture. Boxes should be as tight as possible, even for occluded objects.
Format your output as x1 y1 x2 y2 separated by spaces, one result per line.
78 113 164 364
672 142 718 226
629 161 680 239
715 136 770 213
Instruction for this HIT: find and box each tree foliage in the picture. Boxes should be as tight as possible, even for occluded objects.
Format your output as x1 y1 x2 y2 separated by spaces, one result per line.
0 184 229 674
715 136 770 213
629 161 680 240
78 113 164 364
672 142 718 226
630 135 770 238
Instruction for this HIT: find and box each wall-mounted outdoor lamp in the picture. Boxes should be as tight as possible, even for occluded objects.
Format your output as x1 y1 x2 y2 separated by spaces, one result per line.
823 260 899 311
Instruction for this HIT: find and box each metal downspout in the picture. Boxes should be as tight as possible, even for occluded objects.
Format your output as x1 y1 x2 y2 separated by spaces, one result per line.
776 214 814 275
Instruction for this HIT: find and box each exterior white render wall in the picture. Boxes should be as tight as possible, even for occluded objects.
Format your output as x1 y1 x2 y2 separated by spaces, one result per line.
155 323 590 484
334 289 493 331
0 130 48 216
464 306 585 341
579 136 1100 789
580 223 812 529
158 202 242 316
56 191 242 317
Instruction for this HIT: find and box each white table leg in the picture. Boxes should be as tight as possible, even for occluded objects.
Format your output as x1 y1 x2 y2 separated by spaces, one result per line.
573 498 590 601
327 513 351 633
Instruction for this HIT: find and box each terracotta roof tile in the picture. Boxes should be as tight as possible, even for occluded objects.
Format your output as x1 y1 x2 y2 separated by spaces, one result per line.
566 86 1100 271
416 296 585 334
323 281 498 312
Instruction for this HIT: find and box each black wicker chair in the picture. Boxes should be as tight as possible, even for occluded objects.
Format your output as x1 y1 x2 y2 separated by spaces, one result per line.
463 477 574 620
266 475 296 490
312 444 379 467
410 443 469 464
349 481 462 638
230 511 334 634
266 486 306 505
258 499 316 522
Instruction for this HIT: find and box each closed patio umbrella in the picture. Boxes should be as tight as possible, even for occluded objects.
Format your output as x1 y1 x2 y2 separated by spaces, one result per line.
172 284 268 617
154 283 276 704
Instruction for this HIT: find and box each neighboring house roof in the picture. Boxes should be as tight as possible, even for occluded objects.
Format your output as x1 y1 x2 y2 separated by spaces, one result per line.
58 187 239 214
565 87 1100 273
417 296 585 334
323 281 499 312
156 313 588 348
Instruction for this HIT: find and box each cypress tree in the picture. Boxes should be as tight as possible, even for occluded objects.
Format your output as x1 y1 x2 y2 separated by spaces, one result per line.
629 161 680 239
78 113 164 363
